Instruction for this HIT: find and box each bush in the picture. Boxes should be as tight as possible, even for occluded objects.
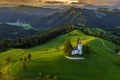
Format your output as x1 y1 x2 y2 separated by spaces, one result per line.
115 48 120 53
46 74 50 79
6 57 11 63
19 57 23 62
83 45 95 55
38 72 43 77
53 76 58 80
116 57 120 64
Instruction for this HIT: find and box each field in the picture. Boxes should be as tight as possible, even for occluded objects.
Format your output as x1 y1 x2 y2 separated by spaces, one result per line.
0 30 119 80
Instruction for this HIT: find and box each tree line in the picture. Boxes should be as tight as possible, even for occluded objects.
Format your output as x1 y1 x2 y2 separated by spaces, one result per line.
0 25 75 52
76 25 120 46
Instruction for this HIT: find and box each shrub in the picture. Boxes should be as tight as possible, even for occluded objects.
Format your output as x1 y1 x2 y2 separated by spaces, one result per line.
53 76 58 80
38 72 43 77
24 57 27 61
19 57 23 62
46 74 50 79
27 54 31 61
6 57 11 63
83 45 95 55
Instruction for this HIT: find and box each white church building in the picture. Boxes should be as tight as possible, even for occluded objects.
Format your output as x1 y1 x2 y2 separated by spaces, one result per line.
71 40 82 55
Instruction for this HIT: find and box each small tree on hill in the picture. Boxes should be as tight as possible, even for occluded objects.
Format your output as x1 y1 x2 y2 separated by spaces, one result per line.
64 39 73 55
6 57 11 64
76 37 80 46
19 57 23 62
83 45 95 55
55 47 60 51
24 56 27 61
27 54 31 61
22 61 27 69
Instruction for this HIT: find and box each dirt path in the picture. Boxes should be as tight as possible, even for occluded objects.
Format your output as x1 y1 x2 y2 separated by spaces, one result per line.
65 56 85 60
0 50 24 80
98 38 114 53
0 64 13 80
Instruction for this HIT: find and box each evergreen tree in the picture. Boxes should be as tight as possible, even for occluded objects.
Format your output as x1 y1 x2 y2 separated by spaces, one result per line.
27 54 31 61
64 39 73 55
77 37 80 47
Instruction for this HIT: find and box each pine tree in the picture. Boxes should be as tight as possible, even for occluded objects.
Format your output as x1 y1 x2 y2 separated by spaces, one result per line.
64 39 73 55
27 54 31 61
77 37 80 47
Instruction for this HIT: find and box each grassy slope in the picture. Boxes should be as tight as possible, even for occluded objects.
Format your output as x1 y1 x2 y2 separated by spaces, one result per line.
0 30 119 80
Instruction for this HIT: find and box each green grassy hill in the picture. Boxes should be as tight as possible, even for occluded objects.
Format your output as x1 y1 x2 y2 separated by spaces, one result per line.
0 30 119 80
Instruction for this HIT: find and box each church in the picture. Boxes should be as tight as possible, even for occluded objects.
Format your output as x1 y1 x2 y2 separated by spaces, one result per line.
71 40 82 55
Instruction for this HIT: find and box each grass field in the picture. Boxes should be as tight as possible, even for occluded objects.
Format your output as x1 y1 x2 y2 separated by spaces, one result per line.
0 30 120 80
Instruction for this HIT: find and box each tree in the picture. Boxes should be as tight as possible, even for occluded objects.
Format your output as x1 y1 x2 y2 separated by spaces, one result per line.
6 57 11 63
64 39 73 55
27 54 31 61
76 37 80 47
24 57 27 61
19 57 23 62
83 45 95 55
55 47 60 51
22 61 27 69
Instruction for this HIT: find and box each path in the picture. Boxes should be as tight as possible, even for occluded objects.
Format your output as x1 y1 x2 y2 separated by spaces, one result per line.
98 38 114 53
0 50 24 80
0 64 13 80
65 56 85 60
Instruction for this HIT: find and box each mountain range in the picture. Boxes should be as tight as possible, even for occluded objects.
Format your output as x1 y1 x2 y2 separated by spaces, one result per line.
1 6 120 29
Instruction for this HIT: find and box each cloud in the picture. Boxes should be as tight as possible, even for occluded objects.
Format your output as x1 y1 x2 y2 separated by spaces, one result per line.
44 1 64 4
0 0 120 6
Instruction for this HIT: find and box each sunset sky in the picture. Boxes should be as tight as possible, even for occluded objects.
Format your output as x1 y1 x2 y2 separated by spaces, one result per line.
0 0 120 6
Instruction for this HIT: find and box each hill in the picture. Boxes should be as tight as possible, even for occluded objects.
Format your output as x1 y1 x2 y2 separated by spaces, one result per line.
0 30 119 80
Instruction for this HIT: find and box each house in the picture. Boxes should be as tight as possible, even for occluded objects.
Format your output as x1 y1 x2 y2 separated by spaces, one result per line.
72 40 82 55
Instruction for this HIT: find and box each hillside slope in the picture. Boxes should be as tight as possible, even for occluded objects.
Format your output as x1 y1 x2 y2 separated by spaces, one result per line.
0 30 119 80
0 24 38 39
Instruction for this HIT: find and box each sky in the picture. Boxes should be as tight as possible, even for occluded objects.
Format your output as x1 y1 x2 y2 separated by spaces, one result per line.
0 0 120 6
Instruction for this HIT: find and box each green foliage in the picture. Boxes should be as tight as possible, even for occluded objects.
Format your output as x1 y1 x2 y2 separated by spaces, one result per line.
116 57 120 63
19 57 23 62
53 76 58 80
83 45 95 55
6 57 11 63
115 48 120 53
38 72 43 77
22 61 27 69
55 47 60 51
46 74 50 79
24 57 27 61
64 39 73 56
27 54 31 60
0 25 75 52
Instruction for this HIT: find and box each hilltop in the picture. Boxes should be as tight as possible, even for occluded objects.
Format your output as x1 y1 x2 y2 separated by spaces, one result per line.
0 29 119 80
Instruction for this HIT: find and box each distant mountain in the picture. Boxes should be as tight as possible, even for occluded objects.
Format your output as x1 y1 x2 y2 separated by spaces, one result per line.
0 5 62 23
0 24 38 39
82 4 120 9
33 7 120 29
1 7 120 30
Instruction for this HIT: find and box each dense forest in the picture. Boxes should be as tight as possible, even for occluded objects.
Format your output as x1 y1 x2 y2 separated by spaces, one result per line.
0 25 75 52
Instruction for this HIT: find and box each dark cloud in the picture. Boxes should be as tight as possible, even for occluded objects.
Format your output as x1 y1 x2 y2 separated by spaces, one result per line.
44 1 64 4
71 2 87 5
